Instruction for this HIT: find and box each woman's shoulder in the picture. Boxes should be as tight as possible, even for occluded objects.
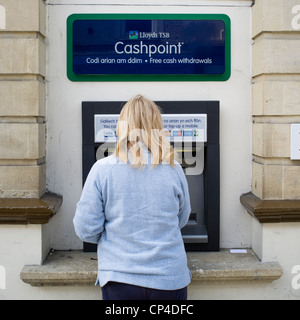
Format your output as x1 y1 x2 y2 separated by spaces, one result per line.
97 154 118 166
172 161 186 180
91 154 119 178
173 160 184 172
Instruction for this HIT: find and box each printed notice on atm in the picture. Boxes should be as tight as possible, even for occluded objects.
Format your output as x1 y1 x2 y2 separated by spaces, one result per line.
95 114 207 143
162 114 207 143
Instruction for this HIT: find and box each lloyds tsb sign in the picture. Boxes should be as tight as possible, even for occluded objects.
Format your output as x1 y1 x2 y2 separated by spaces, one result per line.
67 14 231 82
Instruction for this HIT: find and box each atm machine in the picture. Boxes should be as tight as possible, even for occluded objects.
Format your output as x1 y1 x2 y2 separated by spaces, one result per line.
82 101 220 252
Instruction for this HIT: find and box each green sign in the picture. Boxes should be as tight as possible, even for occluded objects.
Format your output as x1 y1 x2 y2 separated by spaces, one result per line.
67 14 231 82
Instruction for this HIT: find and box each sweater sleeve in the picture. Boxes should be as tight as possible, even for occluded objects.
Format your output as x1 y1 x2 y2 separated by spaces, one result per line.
175 164 192 229
73 162 105 244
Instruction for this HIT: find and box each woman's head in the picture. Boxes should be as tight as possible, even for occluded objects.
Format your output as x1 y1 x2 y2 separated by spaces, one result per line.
116 95 176 168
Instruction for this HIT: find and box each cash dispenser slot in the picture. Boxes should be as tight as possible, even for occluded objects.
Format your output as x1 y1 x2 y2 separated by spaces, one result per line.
82 101 220 252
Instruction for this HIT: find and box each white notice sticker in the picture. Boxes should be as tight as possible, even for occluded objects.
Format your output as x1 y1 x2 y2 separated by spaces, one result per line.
94 114 207 143
230 249 248 254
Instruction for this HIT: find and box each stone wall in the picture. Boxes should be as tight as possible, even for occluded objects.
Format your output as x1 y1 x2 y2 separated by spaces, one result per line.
0 0 46 198
252 0 300 200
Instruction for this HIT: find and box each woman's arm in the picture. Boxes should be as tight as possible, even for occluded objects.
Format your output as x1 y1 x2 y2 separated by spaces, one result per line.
175 164 192 229
73 163 105 244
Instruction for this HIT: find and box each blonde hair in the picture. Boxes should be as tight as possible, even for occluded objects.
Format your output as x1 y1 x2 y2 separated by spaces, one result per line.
116 95 177 168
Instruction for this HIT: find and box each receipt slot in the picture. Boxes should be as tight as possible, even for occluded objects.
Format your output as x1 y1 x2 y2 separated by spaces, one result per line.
82 101 220 252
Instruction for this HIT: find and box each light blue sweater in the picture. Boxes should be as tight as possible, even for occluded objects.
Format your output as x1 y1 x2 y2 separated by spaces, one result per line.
73 149 192 290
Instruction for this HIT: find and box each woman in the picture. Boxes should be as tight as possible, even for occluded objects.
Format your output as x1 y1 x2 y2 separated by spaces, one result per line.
73 95 191 300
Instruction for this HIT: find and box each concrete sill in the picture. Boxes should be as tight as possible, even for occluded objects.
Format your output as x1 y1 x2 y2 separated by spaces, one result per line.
20 249 282 287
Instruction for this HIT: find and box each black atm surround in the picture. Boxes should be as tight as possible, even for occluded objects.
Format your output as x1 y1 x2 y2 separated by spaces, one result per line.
82 101 220 252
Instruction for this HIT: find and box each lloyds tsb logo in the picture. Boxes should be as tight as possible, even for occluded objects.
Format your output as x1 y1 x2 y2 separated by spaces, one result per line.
129 31 139 40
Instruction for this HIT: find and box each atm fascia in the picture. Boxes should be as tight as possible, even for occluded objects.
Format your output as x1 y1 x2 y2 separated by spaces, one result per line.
82 101 220 252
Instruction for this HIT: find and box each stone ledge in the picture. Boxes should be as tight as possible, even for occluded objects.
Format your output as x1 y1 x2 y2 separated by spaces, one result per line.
20 249 282 287
0 193 63 224
188 250 282 283
240 192 300 223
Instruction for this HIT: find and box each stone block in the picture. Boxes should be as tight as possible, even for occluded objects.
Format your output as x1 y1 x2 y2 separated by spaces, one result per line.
252 162 284 200
0 193 63 224
0 80 45 117
0 37 45 76
0 123 45 160
253 77 300 116
252 0 300 37
253 35 300 76
253 123 290 158
252 161 263 199
0 163 45 198
284 166 300 199
253 161 300 200
0 0 46 35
